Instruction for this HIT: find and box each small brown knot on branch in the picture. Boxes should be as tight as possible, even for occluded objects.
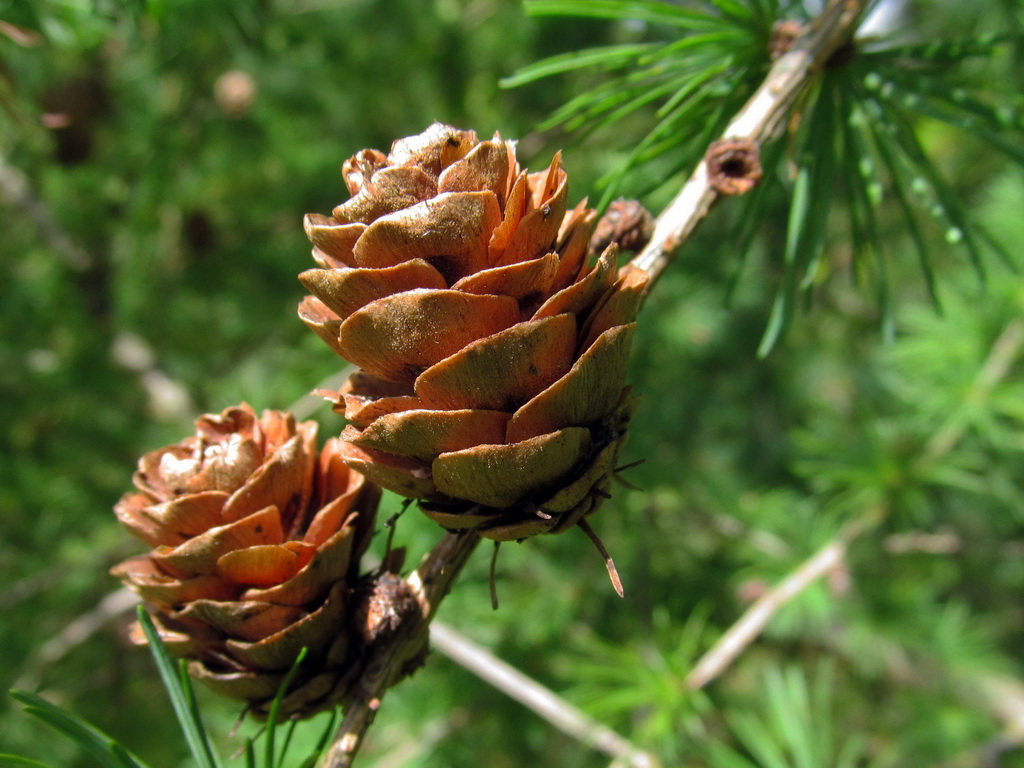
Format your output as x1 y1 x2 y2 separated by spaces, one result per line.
356 569 420 646
706 138 763 196
354 565 431 680
769 19 804 59
591 198 655 255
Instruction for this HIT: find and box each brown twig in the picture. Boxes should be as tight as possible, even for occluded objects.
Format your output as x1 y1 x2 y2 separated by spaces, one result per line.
619 0 871 695
319 532 481 768
430 621 660 768
629 0 871 289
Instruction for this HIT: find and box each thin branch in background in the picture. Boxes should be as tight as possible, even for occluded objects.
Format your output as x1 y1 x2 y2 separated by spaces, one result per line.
628 0 871 290
0 154 92 271
685 518 869 691
0 570 56 612
883 527 962 555
687 314 1024 691
110 332 194 423
430 621 661 768
15 587 140 692
0 20 43 47
918 317 1024 466
978 675 1024 746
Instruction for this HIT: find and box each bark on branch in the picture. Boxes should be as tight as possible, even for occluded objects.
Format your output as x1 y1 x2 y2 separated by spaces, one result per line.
630 0 871 287
431 621 661 768
319 532 481 768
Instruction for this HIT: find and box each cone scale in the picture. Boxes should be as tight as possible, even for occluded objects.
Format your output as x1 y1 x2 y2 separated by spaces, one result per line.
300 123 646 542
111 404 380 716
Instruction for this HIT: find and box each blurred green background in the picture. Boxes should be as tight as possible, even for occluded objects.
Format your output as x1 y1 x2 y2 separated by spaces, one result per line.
2 1 1024 766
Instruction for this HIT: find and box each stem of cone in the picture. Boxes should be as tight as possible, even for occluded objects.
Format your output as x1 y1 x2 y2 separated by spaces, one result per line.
319 531 481 768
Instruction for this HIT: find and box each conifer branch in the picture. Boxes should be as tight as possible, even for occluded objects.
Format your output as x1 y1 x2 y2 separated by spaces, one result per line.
430 621 660 768
630 0 871 289
320 531 481 768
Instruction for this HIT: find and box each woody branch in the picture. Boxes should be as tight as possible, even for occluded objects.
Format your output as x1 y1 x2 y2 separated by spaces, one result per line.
630 0 871 288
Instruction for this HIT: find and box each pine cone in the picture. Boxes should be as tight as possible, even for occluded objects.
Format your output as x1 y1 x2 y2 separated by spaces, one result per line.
590 198 655 255
111 404 380 717
299 123 646 542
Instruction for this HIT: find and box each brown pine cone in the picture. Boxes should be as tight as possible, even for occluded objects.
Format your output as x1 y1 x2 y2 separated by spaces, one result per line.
111 404 380 717
299 123 646 542
590 198 655 255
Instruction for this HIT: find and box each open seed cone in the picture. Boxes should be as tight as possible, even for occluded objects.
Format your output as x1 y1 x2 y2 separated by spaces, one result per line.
299 123 647 542
111 404 380 717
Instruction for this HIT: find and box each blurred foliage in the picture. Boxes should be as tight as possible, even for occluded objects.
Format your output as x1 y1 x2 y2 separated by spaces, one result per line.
2 1 1024 767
